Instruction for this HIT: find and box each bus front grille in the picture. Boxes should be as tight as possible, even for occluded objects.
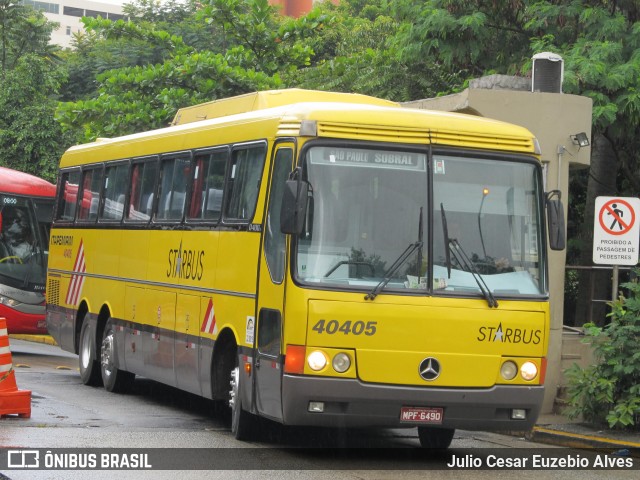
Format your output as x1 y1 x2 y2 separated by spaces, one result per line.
47 279 60 306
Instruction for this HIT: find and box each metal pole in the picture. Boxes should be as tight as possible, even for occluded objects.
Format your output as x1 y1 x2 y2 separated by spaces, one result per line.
612 265 619 302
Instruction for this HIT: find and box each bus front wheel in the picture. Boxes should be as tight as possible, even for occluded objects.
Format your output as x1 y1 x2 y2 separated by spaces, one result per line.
79 316 101 386
229 362 256 440
100 318 135 393
417 427 455 449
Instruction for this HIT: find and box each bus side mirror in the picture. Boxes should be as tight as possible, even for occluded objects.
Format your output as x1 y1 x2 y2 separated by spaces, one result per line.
546 191 565 251
280 178 308 235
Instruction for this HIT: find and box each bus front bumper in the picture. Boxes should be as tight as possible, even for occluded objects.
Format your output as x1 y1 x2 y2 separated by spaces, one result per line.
0 304 47 335
281 374 544 431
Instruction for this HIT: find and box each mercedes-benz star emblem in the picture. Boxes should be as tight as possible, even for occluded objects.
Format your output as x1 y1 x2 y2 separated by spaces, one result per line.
419 357 441 381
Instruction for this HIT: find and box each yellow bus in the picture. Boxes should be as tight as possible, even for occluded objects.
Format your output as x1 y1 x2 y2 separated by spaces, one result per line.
46 89 565 448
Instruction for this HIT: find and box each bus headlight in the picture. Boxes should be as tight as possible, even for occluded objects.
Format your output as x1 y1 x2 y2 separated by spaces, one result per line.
332 353 351 373
307 350 328 371
0 295 20 307
500 361 518 380
520 361 538 381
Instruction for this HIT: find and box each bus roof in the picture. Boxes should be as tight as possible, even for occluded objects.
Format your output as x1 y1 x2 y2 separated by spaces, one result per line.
60 89 539 166
0 167 56 198
171 89 399 126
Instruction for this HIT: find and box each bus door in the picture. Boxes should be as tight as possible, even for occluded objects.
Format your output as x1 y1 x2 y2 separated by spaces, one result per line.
254 143 294 421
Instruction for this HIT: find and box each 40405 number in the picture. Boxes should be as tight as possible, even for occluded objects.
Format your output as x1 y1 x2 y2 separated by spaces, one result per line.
311 319 377 336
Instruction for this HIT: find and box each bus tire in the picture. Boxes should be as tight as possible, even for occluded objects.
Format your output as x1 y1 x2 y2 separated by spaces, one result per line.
229 362 256 440
100 318 135 393
417 427 455 449
79 316 101 386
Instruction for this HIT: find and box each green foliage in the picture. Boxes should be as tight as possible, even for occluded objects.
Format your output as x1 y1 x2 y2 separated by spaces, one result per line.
564 270 640 429
197 0 317 75
0 55 72 181
0 0 58 73
0 1 68 180
57 50 280 141
57 0 329 140
294 1 463 101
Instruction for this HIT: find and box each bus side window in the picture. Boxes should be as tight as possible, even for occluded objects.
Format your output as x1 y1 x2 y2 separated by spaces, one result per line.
100 163 128 221
264 148 292 283
127 160 157 222
224 144 266 222
257 309 281 357
188 149 228 222
157 156 191 221
56 170 81 222
205 151 227 220
188 154 208 219
77 168 103 222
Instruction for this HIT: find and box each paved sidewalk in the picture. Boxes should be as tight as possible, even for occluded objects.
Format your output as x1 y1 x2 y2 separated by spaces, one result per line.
10 335 640 454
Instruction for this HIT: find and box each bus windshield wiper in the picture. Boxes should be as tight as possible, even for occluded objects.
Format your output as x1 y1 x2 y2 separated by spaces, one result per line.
365 208 424 301
440 203 452 279
440 203 498 309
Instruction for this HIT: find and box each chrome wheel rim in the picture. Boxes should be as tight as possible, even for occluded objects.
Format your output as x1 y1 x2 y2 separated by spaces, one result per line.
101 330 115 379
80 327 92 370
229 366 239 410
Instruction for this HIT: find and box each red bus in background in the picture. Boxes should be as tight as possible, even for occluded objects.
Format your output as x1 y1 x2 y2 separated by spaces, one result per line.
0 167 56 334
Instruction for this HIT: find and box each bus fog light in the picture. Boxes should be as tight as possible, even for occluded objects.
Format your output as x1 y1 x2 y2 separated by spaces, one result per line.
307 350 328 371
500 361 517 380
332 353 351 373
511 409 527 420
520 361 538 381
308 401 324 413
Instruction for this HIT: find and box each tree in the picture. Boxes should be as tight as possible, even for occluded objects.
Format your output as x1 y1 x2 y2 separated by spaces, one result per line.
293 0 463 101
59 1 203 102
0 54 72 181
57 0 325 140
0 1 68 180
0 0 56 74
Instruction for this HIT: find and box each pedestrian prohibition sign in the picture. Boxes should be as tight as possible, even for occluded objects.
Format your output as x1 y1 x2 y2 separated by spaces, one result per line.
593 196 640 265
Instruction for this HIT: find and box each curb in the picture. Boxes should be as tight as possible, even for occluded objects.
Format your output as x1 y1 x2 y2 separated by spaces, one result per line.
530 426 640 453
9 334 57 346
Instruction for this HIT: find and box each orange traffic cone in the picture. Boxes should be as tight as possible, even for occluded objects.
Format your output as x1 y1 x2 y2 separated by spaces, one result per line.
0 317 31 418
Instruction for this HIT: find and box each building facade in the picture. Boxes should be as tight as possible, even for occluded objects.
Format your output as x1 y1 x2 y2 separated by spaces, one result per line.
21 1 126 48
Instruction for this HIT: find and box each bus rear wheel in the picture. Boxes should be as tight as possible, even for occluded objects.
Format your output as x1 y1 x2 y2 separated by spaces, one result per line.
229 361 257 440
100 318 135 393
79 316 101 386
417 427 455 449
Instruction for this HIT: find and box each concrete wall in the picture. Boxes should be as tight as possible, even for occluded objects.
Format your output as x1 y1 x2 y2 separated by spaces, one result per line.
404 77 593 413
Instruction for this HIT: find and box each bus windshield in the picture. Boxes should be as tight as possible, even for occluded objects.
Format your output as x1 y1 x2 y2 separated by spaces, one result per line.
0 196 52 292
295 145 545 298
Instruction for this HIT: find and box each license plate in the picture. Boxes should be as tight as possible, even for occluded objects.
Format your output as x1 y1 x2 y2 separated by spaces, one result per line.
400 406 444 424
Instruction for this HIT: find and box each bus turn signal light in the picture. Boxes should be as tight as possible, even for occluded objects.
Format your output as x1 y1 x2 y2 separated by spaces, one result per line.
284 345 306 374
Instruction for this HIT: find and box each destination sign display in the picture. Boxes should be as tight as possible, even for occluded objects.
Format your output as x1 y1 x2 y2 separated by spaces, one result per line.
309 147 426 171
